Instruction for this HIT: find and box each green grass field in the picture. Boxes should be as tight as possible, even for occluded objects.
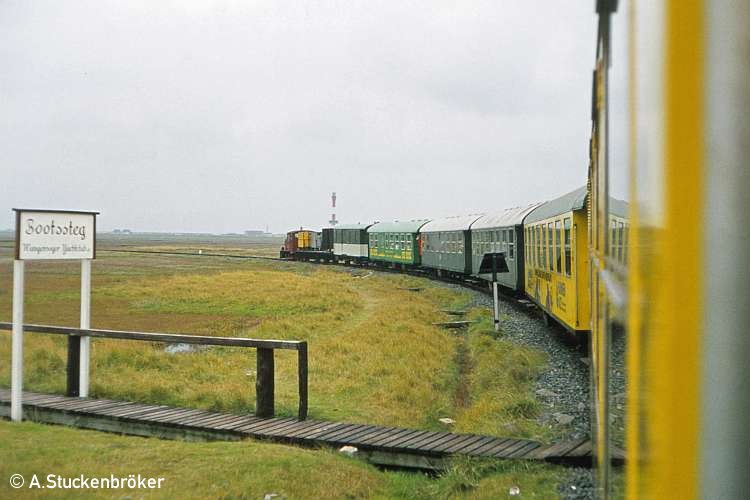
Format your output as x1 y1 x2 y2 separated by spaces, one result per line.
0 241 573 498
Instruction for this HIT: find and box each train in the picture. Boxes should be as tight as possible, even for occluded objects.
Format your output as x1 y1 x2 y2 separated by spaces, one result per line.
281 188 627 336
283 2 750 498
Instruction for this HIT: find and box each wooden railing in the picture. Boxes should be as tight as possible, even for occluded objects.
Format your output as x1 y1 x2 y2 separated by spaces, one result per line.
0 322 308 420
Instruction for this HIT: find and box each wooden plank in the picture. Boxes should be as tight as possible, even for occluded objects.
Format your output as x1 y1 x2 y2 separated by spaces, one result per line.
21 394 70 406
151 408 209 425
141 408 201 423
97 402 162 417
323 425 381 444
106 404 172 419
293 422 348 440
396 431 448 450
494 439 535 458
281 421 334 440
453 436 499 455
91 401 160 416
0 322 303 351
564 440 592 457
193 413 245 429
171 411 221 427
440 434 485 454
214 416 261 431
43 399 119 413
370 429 427 448
236 417 298 433
357 427 414 447
341 425 390 443
19 393 69 404
536 438 588 459
306 423 362 441
254 419 307 436
43 398 117 411
443 435 487 454
242 417 301 434
471 438 512 457
178 412 233 428
334 425 394 445
205 414 255 430
313 424 370 442
422 433 475 454
262 420 317 437
352 427 403 445
508 441 542 459
403 431 454 451
387 430 439 450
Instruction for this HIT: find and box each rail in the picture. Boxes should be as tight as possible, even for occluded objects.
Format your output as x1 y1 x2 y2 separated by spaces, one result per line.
0 322 308 420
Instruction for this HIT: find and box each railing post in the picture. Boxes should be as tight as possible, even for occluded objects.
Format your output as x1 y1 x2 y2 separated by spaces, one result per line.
66 336 81 397
298 342 308 420
256 348 275 418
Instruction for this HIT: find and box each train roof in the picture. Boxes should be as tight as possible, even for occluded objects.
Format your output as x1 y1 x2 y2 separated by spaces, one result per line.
471 203 545 230
525 186 588 223
524 186 629 223
420 214 485 232
368 220 430 233
334 223 373 231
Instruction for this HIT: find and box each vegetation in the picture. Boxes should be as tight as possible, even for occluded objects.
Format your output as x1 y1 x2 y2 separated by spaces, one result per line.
0 422 568 499
0 241 571 497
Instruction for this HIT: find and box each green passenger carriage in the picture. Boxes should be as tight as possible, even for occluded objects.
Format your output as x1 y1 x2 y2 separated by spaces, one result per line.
367 220 430 266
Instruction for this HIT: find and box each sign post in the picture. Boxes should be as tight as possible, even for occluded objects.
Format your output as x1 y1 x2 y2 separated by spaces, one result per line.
478 252 509 333
10 209 98 421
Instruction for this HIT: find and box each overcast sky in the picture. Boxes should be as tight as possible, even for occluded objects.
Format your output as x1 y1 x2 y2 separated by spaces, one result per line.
1 1 615 233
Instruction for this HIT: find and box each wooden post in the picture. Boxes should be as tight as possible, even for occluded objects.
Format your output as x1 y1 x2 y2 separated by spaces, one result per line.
256 348 275 418
298 343 308 420
66 336 81 397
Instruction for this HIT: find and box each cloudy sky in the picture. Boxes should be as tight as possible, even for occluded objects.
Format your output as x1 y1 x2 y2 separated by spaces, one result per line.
1 1 619 233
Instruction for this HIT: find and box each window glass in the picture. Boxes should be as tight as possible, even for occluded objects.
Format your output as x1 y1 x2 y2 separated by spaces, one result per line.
537 224 547 269
547 223 554 271
554 220 562 273
508 229 515 260
564 218 572 276
618 222 624 261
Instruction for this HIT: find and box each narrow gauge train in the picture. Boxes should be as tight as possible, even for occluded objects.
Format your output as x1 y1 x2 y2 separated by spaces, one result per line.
281 191 626 335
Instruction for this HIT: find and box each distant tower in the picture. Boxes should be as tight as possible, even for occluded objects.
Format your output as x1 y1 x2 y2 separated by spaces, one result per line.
329 192 338 226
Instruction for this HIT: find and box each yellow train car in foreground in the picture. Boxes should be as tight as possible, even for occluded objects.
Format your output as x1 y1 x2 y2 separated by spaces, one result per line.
588 1 750 498
524 187 590 334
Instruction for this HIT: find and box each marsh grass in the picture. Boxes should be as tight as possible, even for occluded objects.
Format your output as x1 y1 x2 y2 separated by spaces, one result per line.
1 245 554 435
0 243 579 497
0 421 573 499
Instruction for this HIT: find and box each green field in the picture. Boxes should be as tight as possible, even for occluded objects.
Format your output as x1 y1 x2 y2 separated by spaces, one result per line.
0 240 573 498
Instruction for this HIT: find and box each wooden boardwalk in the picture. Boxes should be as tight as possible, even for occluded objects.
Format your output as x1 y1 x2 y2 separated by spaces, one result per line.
0 390 611 469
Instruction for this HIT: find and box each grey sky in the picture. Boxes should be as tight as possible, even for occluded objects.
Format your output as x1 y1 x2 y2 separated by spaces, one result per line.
1 1 601 233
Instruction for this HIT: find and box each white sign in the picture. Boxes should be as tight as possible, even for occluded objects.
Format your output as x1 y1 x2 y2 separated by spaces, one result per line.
15 210 97 260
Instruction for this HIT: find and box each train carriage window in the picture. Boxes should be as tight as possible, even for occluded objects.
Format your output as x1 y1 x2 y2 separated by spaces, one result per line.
564 218 572 276
540 226 545 269
617 222 624 262
547 222 554 272
508 230 515 259
555 220 562 273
